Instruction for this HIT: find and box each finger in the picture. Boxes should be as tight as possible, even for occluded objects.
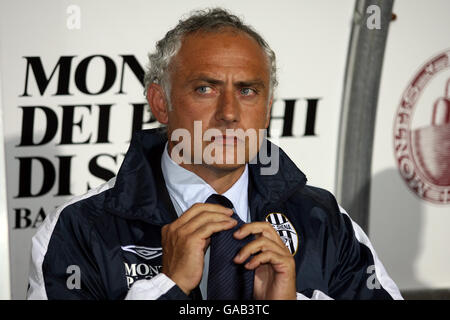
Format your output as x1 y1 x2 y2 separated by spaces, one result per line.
234 236 290 264
193 219 238 240
173 203 233 229
180 211 238 235
234 222 284 247
244 250 291 271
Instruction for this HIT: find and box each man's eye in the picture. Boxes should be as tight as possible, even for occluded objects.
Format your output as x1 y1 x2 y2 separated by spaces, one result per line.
196 86 213 94
240 88 256 96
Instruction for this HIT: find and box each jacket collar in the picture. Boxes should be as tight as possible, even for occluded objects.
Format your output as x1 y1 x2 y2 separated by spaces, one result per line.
105 128 307 225
249 142 307 205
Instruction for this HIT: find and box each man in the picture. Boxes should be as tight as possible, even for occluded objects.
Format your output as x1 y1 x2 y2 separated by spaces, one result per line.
27 8 402 300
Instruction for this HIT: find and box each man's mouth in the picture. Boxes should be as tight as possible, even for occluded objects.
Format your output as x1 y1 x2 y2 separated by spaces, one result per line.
211 135 240 145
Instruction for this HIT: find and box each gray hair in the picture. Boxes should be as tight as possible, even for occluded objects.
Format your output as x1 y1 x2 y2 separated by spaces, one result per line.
144 8 278 108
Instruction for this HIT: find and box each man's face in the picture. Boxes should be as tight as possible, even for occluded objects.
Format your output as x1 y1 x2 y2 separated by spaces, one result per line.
165 28 272 171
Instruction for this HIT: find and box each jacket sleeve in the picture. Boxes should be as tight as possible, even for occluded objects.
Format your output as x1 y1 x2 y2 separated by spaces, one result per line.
326 206 403 300
27 202 107 300
27 196 191 300
124 274 190 300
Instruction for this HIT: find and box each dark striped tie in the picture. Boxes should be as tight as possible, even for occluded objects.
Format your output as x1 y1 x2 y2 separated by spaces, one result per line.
205 194 254 300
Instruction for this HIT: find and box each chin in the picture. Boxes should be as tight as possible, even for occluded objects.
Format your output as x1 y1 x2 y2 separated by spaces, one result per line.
207 162 247 172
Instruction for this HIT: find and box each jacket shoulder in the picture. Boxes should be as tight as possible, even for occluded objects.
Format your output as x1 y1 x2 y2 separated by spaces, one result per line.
294 185 341 216
286 185 345 238
32 177 116 248
57 177 116 228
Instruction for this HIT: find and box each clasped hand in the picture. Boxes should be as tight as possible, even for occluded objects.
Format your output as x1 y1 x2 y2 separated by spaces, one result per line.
161 203 296 299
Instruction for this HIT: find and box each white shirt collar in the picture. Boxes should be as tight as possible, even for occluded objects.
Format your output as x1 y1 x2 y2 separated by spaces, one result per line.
161 142 249 222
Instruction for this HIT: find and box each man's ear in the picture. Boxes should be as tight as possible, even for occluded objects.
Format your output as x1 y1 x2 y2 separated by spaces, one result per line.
146 83 169 125
264 96 273 129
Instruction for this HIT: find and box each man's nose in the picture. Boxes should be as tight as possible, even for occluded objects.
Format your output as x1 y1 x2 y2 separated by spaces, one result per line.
216 87 240 123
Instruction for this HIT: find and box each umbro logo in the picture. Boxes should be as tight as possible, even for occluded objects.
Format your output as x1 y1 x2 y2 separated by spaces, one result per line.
121 245 162 260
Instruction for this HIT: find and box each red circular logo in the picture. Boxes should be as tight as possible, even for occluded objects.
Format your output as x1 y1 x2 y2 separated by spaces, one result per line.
393 49 450 205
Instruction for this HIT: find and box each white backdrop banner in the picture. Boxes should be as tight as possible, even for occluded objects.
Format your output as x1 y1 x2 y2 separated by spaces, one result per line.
0 0 354 298
0 66 12 300
369 0 450 291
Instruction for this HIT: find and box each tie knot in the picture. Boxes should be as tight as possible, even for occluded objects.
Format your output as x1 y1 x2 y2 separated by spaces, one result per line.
205 194 234 209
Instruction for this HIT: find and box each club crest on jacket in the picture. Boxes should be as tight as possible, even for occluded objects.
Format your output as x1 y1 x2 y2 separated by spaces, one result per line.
265 213 299 255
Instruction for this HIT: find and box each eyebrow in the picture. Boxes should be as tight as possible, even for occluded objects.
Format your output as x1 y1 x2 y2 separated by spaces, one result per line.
188 76 266 88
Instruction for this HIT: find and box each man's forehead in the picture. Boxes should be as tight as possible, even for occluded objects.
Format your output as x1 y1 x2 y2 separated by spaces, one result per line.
171 29 270 77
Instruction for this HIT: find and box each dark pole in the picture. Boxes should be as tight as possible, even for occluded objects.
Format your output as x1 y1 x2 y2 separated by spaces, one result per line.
335 0 394 233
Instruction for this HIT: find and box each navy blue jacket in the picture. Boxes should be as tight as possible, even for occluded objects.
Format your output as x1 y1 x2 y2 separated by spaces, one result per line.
27 128 402 300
